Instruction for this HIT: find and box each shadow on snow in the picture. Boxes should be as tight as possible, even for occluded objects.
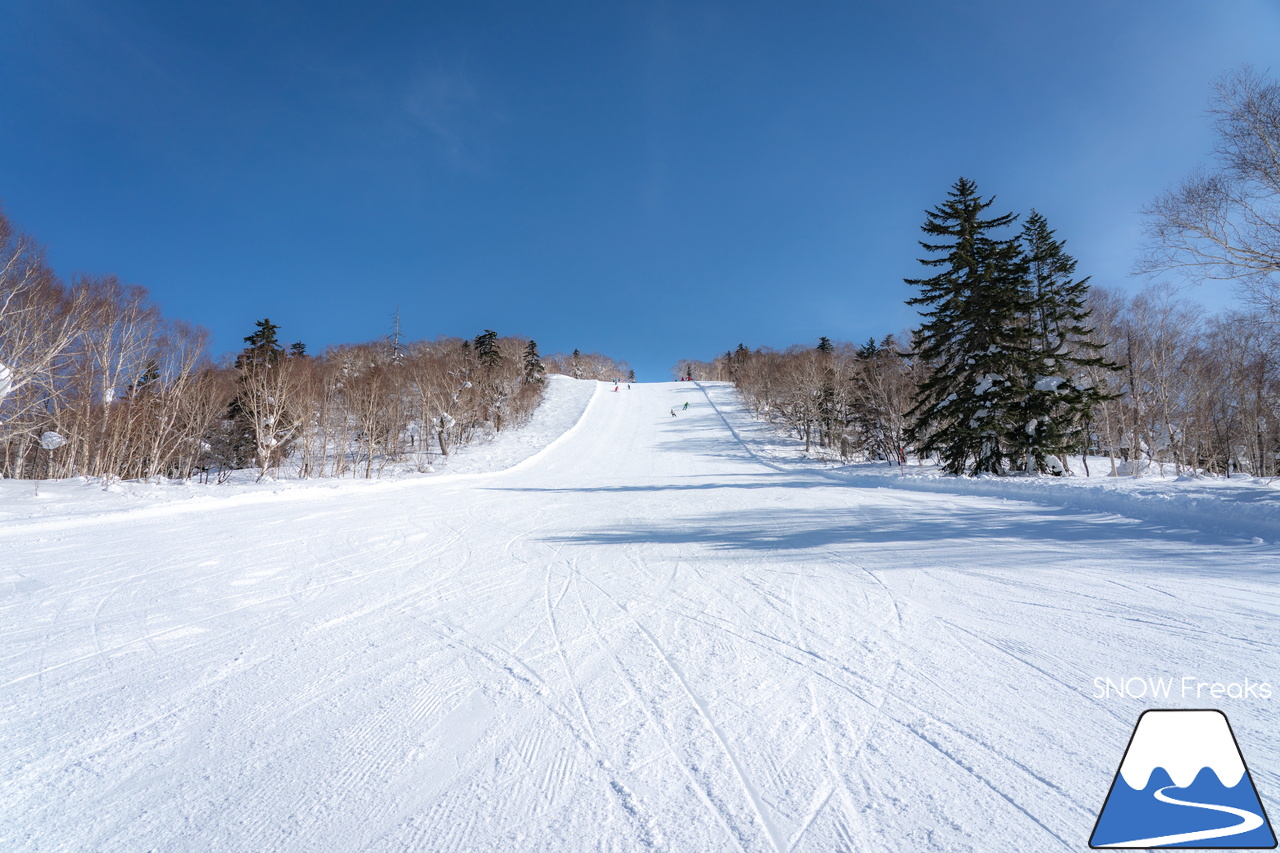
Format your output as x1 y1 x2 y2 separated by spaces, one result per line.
531 503 1279 575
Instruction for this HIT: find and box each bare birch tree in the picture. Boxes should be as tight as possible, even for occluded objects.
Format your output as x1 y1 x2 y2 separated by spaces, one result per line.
1140 66 1280 325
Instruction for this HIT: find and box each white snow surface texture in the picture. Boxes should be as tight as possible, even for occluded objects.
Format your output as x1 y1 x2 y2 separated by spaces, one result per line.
2 379 1278 851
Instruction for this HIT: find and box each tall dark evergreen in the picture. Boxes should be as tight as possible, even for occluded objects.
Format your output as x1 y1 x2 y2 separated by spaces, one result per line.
523 339 544 384
728 343 750 380
1011 210 1118 472
473 329 501 371
816 337 837 449
226 318 293 469
905 178 1029 475
237 318 285 369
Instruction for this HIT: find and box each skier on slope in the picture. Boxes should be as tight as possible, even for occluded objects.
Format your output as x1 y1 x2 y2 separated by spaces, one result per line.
683 402 689 410
670 409 676 417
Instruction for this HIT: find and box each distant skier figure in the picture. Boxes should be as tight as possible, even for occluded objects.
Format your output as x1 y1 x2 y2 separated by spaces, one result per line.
670 409 676 417
683 402 689 410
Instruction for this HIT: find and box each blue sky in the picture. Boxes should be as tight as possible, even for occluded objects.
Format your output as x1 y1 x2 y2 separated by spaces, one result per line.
2 1 1278 379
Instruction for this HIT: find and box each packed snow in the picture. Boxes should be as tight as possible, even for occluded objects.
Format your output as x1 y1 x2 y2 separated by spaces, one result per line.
2 378 1278 851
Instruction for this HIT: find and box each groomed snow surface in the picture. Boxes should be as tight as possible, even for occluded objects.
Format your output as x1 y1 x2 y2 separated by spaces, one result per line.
2 378 1278 851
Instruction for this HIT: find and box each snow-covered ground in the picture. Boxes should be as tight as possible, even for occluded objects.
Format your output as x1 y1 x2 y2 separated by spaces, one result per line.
2 379 1277 851
700 383 1280 545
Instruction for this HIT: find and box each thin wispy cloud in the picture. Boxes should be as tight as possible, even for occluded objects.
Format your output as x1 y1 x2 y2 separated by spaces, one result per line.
401 66 501 169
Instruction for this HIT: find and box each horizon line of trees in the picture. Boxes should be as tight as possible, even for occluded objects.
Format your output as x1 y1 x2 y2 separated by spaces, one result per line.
543 349 635 383
0 208 634 482
714 278 1280 478
221 320 549 480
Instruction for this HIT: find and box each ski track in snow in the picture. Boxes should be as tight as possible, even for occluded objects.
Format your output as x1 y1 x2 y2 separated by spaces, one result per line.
2 379 1278 852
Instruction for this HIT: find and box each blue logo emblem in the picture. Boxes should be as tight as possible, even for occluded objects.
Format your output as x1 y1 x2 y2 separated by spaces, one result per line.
1090 709 1276 848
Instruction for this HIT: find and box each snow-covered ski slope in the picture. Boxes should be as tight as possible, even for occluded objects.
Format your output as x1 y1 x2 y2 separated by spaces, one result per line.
3 380 1278 852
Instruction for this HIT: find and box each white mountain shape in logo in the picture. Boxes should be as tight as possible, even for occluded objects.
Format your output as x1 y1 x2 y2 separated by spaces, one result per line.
1091 709 1275 848
1119 710 1245 790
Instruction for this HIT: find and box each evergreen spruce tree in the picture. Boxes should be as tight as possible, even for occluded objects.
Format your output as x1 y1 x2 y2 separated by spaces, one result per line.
905 178 1030 475
816 337 836 448
1011 211 1118 472
473 329 501 371
523 339 544 384
728 343 750 380
237 318 285 369
228 320 279 467
228 318 294 471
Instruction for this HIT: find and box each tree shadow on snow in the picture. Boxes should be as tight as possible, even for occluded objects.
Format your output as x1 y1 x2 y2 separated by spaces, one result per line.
538 504 1280 580
489 473 826 494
